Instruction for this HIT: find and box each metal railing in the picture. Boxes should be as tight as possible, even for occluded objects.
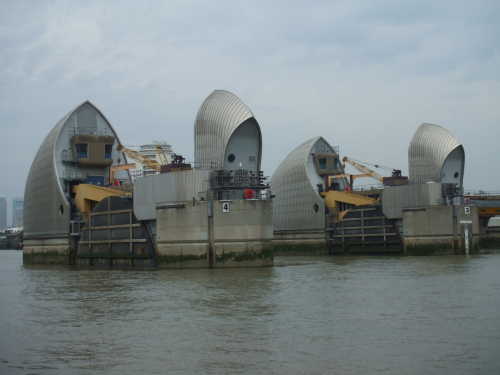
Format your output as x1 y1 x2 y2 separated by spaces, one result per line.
209 169 267 190
61 169 87 181
464 190 500 197
353 183 384 191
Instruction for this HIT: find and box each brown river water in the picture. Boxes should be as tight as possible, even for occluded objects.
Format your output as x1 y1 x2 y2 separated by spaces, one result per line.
1 250 500 374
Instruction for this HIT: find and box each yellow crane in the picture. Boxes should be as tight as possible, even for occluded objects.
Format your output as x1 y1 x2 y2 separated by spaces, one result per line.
341 157 384 183
322 157 398 222
328 156 402 188
117 144 161 171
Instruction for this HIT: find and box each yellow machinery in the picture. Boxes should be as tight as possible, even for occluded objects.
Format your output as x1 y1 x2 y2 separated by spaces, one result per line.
73 184 131 216
326 157 384 189
328 156 406 189
342 157 384 183
109 163 136 184
117 144 161 171
321 156 386 222
117 143 191 175
321 190 378 221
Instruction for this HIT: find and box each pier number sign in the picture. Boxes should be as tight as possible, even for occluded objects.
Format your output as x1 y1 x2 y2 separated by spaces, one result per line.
222 202 231 213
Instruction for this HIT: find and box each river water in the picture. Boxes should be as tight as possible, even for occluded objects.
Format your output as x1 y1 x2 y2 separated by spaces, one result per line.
1 250 500 375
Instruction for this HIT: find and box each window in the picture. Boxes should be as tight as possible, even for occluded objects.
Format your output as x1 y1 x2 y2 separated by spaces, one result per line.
105 144 112 159
75 143 88 158
318 158 327 169
454 172 459 178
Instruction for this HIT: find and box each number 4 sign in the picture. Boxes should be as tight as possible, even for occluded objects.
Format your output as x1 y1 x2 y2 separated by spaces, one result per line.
222 202 231 213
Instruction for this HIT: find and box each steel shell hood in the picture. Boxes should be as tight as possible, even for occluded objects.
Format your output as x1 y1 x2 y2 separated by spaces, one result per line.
271 137 336 232
23 101 124 239
194 90 262 170
408 123 465 186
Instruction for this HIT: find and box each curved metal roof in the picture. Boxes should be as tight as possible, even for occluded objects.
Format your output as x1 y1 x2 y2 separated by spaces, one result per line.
271 137 335 232
194 90 261 169
23 101 124 239
408 123 464 184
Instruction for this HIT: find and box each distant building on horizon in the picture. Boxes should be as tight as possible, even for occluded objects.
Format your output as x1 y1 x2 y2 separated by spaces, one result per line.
131 142 174 178
12 198 23 228
0 197 6 230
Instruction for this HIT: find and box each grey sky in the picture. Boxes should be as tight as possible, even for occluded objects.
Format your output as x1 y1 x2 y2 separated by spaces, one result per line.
1 0 499 213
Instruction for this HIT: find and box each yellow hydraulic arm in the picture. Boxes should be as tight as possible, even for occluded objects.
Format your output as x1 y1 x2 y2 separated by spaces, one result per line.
320 190 378 221
321 190 377 208
73 184 131 216
117 145 161 171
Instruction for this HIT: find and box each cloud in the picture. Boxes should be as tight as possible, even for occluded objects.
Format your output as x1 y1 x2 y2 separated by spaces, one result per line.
1 0 500 205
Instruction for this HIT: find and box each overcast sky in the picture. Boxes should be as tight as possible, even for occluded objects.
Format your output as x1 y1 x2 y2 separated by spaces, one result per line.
1 0 499 220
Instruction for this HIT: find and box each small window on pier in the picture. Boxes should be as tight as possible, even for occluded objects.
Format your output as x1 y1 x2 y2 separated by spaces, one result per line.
105 144 113 159
318 158 327 169
76 143 88 158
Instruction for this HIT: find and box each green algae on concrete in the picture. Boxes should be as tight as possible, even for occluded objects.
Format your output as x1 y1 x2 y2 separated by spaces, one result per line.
271 242 328 256
156 253 208 268
216 247 273 263
23 251 69 265
478 237 500 250
403 242 476 256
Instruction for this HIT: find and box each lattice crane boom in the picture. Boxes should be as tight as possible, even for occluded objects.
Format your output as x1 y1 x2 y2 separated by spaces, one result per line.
341 157 384 183
117 145 161 171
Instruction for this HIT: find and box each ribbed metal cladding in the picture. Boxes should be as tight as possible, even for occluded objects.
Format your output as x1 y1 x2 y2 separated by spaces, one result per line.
408 123 464 184
194 90 261 169
271 137 335 232
23 101 124 239
23 115 69 239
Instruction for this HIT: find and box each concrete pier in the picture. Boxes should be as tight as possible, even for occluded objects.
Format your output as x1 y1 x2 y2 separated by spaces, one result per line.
272 230 327 255
156 199 273 268
402 205 480 255
23 237 70 265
